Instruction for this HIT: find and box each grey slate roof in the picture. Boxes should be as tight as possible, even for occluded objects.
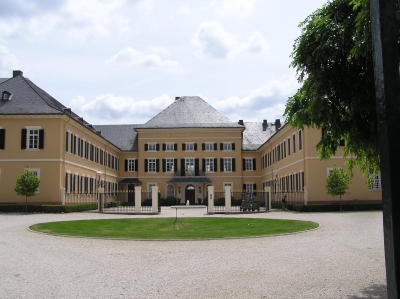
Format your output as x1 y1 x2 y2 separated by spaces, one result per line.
94 125 140 151
242 122 278 150
142 96 244 128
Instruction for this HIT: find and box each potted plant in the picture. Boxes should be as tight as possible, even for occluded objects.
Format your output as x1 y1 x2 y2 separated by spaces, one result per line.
197 197 202 204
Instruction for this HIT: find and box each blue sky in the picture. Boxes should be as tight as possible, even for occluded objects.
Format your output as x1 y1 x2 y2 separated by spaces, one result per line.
0 0 328 125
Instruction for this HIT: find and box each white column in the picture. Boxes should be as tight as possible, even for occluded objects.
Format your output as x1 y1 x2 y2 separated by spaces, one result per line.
152 185 159 213
265 186 271 211
135 186 142 214
60 188 65 205
225 185 232 213
207 185 214 214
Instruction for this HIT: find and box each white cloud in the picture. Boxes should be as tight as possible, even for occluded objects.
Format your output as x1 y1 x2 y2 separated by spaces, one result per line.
192 22 268 59
213 75 298 122
69 93 174 124
0 45 19 76
214 0 258 18
108 47 183 73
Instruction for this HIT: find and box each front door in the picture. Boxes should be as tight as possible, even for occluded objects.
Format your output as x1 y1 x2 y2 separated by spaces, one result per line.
185 185 195 205
128 184 135 203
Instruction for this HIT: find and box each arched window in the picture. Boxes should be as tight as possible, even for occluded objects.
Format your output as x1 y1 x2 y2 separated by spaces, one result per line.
166 184 174 197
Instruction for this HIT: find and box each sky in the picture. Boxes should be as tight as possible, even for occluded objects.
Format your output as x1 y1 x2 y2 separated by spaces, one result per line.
0 0 328 125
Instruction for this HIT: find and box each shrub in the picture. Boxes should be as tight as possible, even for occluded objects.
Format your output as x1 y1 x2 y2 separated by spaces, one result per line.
0 203 97 213
165 196 176 206
290 203 382 212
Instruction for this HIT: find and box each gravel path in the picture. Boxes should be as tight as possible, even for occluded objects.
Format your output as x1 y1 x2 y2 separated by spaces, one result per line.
0 209 386 299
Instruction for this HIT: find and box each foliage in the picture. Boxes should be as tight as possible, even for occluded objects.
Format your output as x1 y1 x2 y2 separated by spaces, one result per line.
165 196 176 206
290 203 382 212
284 0 400 175
0 203 97 213
14 167 41 198
326 166 350 197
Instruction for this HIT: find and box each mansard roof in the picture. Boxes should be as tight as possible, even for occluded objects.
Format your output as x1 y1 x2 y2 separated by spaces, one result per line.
141 96 244 129
242 122 278 150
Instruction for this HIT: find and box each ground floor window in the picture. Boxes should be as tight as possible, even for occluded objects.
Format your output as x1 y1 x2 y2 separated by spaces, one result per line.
166 184 174 197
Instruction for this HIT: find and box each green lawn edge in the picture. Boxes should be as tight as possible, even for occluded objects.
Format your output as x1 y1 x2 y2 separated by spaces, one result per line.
29 218 319 240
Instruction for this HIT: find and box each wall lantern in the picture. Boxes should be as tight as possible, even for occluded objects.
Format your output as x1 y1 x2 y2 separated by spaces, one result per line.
178 186 181 194
199 186 202 194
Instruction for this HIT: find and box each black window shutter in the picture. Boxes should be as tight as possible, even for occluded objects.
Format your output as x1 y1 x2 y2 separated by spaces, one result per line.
39 129 44 149
0 129 5 149
21 129 27 149
232 143 235 150
202 159 205 172
253 158 256 170
232 158 236 172
202 143 205 150
66 132 69 151
181 159 185 176
156 144 160 151
162 144 166 151
174 159 177 171
156 159 160 172
214 158 217 172
243 159 245 171
220 143 223 150
182 143 185 151
194 143 197 151
243 184 246 192
195 158 199 176
162 159 166 172
145 144 148 151
253 184 257 195
220 158 223 172
144 159 148 172
174 143 177 151
136 159 138 171
214 143 217 150
125 159 128 171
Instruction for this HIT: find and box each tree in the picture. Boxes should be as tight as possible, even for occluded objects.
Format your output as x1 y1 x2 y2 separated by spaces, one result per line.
14 166 41 214
284 0 400 175
326 165 350 212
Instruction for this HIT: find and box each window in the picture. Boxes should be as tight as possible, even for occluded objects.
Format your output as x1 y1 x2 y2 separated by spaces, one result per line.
205 158 215 172
165 143 175 151
185 143 195 151
244 183 254 193
24 168 40 193
288 137 291 155
222 143 232 151
166 184 174 197
299 130 303 150
222 158 232 172
146 143 157 151
244 158 255 171
293 134 296 153
22 127 44 150
166 158 174 172
185 158 195 174
148 159 156 172
370 173 381 190
125 159 136 172
147 183 157 199
203 143 214 151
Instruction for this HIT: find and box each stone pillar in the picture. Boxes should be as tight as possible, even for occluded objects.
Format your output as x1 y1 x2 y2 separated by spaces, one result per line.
135 186 142 214
60 188 65 205
265 186 271 211
303 186 308 205
151 185 159 214
207 185 214 215
224 185 232 213
97 187 104 212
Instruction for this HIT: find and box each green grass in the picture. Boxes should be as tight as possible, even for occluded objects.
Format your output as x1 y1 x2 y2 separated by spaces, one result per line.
30 218 318 240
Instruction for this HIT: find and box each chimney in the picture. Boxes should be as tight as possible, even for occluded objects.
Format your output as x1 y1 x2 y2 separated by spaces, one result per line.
262 119 268 131
62 108 71 114
13 70 23 77
175 97 180 100
275 119 281 129
238 120 244 126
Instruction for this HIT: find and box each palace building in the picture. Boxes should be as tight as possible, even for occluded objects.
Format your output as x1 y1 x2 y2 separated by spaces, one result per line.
0 71 382 205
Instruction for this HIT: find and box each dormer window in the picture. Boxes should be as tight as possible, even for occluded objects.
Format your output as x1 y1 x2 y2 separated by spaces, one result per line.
2 91 12 101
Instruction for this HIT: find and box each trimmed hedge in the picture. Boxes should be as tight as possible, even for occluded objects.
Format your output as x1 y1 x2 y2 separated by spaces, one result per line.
0 203 98 213
289 203 382 212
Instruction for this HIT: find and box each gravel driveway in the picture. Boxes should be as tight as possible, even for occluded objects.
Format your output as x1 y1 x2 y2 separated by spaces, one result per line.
0 209 386 299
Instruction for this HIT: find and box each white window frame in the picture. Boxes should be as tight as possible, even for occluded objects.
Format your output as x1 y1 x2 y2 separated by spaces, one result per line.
185 143 194 151
204 143 214 151
245 158 253 171
166 184 174 197
223 158 232 172
166 158 174 172
147 183 157 199
370 173 382 191
127 159 136 172
223 143 232 151
185 158 195 175
245 183 254 193
147 143 156 151
165 143 174 151
205 158 214 172
26 126 41 150
148 158 156 172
